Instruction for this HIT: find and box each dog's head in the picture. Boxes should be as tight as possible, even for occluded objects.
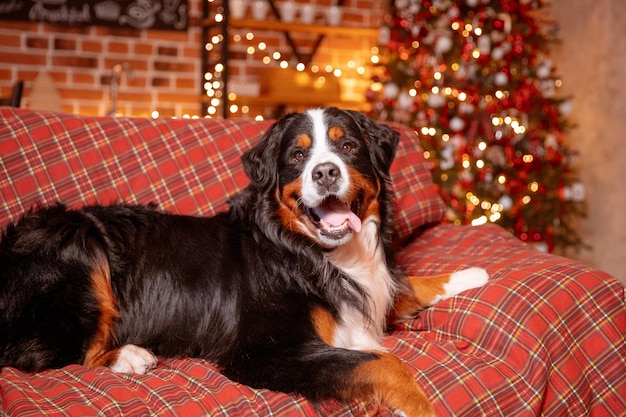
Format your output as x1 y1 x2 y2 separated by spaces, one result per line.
243 107 399 248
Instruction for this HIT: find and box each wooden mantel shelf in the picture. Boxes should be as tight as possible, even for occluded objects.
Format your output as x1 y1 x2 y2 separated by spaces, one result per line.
203 17 380 37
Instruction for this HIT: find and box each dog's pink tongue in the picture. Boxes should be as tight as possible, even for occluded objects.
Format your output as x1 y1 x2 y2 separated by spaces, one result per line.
314 200 362 233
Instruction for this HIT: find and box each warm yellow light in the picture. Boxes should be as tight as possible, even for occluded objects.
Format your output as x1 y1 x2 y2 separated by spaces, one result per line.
472 216 488 226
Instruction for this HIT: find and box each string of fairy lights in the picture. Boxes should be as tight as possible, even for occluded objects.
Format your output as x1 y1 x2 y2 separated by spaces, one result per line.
203 0 369 118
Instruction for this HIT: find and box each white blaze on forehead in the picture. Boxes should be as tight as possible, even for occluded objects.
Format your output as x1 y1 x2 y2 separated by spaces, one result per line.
301 109 350 206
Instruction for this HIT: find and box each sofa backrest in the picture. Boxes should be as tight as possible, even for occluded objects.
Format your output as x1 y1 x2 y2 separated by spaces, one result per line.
0 108 445 243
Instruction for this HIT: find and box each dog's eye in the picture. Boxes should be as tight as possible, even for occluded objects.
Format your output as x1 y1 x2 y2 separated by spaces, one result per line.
341 142 355 154
293 150 305 162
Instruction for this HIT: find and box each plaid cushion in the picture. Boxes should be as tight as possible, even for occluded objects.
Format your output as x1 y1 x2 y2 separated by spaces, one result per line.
0 108 272 225
387 124 447 242
0 108 444 239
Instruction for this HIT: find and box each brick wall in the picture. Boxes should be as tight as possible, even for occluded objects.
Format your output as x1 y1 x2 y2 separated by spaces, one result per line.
0 0 384 118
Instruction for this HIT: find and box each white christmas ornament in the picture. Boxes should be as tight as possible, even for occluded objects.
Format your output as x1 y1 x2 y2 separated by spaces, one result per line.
563 182 585 202
435 35 453 54
478 36 491 54
466 0 479 7
397 91 414 109
498 194 513 211
459 102 475 114
494 72 508 86
559 100 573 115
427 92 446 108
383 83 400 99
440 146 455 170
536 64 551 79
491 46 504 60
449 116 465 132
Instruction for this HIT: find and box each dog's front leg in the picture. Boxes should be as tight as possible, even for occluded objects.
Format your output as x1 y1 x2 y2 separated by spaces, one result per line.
391 268 489 322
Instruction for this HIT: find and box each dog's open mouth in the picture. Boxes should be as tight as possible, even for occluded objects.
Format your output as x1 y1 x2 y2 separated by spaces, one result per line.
301 195 362 239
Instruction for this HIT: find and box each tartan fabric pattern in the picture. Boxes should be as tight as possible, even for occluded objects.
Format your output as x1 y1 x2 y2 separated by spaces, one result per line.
0 109 444 237
1 108 624 416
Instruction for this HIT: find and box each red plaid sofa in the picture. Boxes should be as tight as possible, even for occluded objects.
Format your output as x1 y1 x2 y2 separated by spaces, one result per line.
1 107 624 416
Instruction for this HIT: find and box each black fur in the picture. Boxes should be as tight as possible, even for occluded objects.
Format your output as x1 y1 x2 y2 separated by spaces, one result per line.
0 108 404 404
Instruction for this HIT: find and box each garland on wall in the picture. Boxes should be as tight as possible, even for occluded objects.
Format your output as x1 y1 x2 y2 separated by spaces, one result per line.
367 0 585 252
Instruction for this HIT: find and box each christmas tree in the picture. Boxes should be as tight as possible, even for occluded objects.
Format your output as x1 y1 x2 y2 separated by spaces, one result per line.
367 0 585 252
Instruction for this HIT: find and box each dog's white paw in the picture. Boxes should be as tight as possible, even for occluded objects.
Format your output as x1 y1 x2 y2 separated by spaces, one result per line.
443 267 489 299
110 344 158 374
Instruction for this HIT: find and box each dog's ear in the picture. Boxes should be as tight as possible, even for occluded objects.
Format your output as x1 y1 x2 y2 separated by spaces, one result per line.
242 113 298 190
348 111 400 179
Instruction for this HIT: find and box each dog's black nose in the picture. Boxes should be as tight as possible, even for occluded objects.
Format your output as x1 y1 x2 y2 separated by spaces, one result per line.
312 162 340 188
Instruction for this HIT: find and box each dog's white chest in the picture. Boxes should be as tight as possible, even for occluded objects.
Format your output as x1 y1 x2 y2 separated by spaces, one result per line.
325 218 394 351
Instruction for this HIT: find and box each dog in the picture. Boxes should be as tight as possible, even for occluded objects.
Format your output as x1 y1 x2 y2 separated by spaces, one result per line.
0 107 487 416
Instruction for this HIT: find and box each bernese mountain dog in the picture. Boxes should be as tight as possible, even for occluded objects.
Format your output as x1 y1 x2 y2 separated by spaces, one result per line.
0 107 488 416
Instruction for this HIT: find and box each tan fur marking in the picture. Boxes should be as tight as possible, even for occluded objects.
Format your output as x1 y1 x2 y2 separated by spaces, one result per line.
83 256 120 368
297 133 312 149
347 167 379 220
407 274 452 308
346 352 435 417
390 274 454 323
328 126 345 142
389 288 421 324
311 306 336 345
276 178 304 232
